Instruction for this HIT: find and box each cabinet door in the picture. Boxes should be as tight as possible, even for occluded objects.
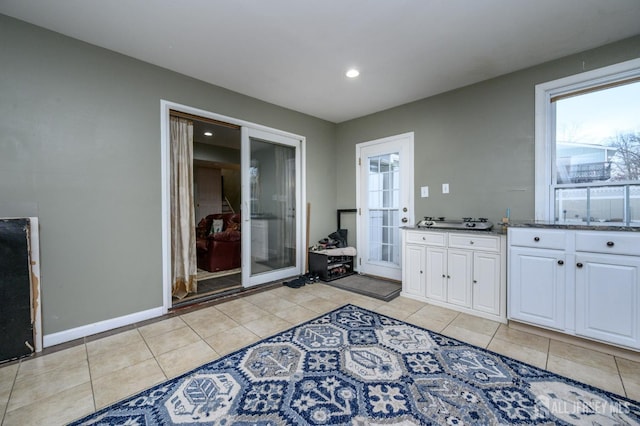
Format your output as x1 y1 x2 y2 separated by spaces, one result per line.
472 252 501 315
447 249 472 308
426 247 447 301
403 244 426 297
575 254 640 349
508 247 565 330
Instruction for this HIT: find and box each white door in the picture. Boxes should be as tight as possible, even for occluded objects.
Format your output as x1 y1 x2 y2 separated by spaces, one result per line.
472 252 501 315
356 133 414 281
447 249 472 308
403 244 425 297
575 254 640 349
508 247 566 330
426 247 447 301
241 127 304 287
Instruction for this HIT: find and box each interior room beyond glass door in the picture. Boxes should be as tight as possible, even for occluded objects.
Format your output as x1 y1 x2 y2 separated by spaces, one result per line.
242 127 301 287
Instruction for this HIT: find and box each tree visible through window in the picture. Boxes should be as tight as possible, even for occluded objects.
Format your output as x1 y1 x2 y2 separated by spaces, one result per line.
535 61 640 226
555 81 640 184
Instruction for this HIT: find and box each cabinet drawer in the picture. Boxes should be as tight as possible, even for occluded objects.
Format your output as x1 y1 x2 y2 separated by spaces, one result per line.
509 228 567 250
404 231 446 246
575 232 640 256
449 233 500 252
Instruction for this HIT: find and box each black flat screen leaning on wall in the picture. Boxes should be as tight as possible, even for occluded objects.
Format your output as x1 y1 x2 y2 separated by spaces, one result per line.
0 218 34 362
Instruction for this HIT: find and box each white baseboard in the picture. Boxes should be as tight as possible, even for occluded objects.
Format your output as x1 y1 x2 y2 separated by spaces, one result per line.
43 306 165 348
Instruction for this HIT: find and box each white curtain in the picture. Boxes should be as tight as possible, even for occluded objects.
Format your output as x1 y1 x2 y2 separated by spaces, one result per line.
275 145 296 260
170 116 197 299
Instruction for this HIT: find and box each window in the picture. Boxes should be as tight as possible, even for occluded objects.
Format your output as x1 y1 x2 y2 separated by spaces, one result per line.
535 59 640 226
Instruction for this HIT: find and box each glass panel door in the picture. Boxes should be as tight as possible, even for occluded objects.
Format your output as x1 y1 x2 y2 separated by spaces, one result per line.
357 133 414 281
242 127 302 287
368 153 400 265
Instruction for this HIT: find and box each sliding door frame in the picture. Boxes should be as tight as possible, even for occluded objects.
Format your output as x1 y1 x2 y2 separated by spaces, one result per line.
160 100 306 312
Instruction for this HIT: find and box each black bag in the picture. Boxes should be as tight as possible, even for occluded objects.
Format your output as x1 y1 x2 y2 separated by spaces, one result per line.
328 229 348 248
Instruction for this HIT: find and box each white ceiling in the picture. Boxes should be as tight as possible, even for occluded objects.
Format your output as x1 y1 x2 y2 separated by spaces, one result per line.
2 1 639 123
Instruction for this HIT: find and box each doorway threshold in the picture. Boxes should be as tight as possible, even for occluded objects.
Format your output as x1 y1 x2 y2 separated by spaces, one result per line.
171 285 244 309
170 279 282 310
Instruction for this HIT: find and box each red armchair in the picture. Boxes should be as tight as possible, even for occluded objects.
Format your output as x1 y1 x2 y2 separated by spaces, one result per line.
196 213 241 273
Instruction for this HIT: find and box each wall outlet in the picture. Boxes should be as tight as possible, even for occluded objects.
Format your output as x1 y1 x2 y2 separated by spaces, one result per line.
421 186 429 197
442 183 450 194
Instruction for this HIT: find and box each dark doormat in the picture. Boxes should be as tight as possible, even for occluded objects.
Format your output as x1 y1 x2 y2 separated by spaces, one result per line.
324 274 401 302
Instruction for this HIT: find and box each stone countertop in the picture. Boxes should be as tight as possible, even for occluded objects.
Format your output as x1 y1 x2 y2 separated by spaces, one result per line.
402 226 507 236
505 220 640 232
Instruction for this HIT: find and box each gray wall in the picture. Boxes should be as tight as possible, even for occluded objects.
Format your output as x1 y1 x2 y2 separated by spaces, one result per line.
2 12 638 337
336 36 640 225
0 15 337 334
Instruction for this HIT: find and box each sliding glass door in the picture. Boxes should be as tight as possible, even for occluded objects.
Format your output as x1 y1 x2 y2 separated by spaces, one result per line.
241 127 303 287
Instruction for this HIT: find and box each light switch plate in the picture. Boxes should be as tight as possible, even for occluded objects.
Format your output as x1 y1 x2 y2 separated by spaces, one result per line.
421 186 429 197
442 183 449 194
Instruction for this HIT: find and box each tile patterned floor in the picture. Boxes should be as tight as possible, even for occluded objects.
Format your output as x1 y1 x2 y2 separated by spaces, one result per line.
1 281 639 425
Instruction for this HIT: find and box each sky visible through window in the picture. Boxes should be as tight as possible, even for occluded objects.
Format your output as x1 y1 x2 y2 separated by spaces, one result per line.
556 81 640 145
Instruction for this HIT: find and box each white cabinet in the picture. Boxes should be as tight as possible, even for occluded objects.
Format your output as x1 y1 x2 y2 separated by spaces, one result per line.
508 246 566 330
473 251 502 316
426 247 447 301
403 244 426 297
508 227 640 351
575 253 640 349
402 229 506 322
447 249 473 308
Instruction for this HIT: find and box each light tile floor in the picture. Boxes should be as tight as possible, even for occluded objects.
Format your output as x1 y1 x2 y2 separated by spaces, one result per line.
1 282 639 425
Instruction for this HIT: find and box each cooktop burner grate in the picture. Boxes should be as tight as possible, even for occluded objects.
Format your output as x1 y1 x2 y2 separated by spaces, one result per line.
415 216 493 231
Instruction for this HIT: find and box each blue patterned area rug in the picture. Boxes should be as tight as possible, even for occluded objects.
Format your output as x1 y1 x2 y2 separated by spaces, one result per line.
70 304 640 425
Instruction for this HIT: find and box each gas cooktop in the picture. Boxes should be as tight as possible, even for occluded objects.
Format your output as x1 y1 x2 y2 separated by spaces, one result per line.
416 217 494 231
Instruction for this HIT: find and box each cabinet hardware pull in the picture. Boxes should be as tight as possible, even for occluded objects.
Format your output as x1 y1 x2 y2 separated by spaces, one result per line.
473 280 477 283
442 274 446 278
447 275 450 278
576 262 583 268
534 237 540 242
420 270 423 274
606 241 614 247
557 260 564 265
470 241 474 244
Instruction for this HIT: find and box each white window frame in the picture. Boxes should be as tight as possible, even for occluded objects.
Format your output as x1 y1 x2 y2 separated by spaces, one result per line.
160 100 306 312
534 58 640 221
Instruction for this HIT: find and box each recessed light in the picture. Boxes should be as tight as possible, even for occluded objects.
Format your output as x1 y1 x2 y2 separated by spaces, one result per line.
204 131 213 137
346 68 360 78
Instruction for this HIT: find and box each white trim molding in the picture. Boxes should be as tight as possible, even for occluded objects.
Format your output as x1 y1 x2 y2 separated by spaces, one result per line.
534 58 640 221
43 306 164 348
160 100 307 310
355 132 415 279
28 217 42 352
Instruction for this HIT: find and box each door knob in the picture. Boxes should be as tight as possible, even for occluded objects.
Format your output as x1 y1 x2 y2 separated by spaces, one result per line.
576 262 583 268
606 241 614 247
403 207 408 212
557 260 564 265
402 217 408 223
